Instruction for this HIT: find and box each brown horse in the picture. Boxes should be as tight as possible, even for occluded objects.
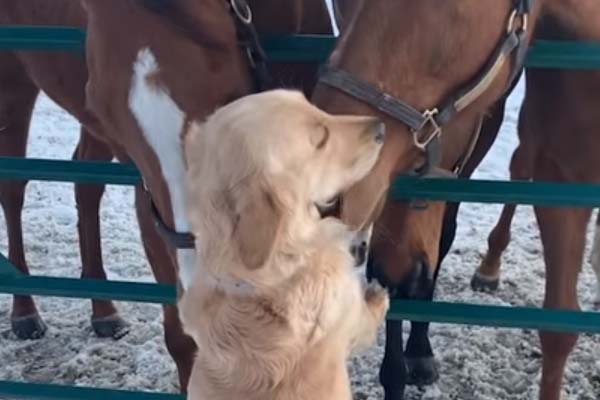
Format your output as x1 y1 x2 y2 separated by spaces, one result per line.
332 0 523 389
315 1 600 399
470 10 600 399
322 0 527 395
0 0 332 391
329 0 513 389
474 86 600 307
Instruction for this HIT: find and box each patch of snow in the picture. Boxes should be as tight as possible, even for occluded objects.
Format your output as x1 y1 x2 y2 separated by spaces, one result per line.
0 93 177 394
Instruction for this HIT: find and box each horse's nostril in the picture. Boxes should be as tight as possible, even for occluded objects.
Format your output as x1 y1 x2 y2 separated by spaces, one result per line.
366 255 433 299
396 259 434 300
418 259 434 285
366 256 398 297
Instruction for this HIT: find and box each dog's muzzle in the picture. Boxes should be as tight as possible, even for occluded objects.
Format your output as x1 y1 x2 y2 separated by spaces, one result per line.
351 240 368 267
350 225 373 268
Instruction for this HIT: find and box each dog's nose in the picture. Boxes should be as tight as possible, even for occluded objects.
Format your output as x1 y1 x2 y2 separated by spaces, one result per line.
372 121 386 144
351 240 368 267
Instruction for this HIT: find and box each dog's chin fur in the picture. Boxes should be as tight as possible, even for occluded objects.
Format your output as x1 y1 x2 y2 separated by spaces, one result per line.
180 89 389 400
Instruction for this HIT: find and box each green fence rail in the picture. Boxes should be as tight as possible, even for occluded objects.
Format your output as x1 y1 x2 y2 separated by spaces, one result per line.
2 25 600 400
0 381 184 400
0 157 140 185
2 26 600 68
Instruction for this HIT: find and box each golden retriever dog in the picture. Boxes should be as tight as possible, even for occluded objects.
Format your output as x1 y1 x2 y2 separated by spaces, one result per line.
180 89 389 400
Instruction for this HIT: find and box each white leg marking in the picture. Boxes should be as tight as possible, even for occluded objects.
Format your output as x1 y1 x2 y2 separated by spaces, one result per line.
129 47 197 290
590 223 600 304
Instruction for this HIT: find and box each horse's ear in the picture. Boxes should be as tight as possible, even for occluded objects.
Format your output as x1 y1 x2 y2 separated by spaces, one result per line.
333 0 363 33
230 181 282 270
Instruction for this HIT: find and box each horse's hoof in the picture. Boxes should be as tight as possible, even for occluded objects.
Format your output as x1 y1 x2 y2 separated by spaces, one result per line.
405 356 439 386
11 314 48 340
91 315 130 340
470 272 499 292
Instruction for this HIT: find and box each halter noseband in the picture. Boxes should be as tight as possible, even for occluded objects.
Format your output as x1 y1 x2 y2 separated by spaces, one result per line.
148 0 272 249
319 0 532 179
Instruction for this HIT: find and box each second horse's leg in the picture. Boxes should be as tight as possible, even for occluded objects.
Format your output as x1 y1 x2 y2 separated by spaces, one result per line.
74 130 129 338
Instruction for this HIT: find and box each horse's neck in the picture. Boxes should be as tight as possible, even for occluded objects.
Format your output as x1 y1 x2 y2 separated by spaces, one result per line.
248 0 331 34
541 0 600 40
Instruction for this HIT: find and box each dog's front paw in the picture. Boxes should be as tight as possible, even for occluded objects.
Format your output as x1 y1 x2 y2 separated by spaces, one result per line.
364 281 389 322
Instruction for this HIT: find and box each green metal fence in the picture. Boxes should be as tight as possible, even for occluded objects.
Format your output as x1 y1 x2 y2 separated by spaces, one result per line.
1 26 600 399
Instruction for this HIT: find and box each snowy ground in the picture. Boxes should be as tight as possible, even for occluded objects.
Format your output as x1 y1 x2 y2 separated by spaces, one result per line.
2 79 599 400
1 10 600 400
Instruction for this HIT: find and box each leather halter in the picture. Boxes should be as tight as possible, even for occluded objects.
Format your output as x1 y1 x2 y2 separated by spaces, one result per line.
147 0 272 249
228 0 273 91
319 0 532 179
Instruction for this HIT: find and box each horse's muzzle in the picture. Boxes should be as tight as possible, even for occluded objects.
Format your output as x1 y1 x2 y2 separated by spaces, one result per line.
367 256 434 300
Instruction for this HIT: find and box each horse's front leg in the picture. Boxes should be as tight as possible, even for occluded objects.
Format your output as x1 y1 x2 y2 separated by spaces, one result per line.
380 319 408 400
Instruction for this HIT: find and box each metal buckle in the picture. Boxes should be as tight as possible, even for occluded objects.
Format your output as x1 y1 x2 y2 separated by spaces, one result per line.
230 0 252 25
507 9 528 33
412 109 441 151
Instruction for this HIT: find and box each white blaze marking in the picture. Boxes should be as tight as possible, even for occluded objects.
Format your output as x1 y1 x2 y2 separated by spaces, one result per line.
129 47 197 290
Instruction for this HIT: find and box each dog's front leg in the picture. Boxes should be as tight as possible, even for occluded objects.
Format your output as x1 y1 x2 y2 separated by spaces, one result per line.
350 282 389 351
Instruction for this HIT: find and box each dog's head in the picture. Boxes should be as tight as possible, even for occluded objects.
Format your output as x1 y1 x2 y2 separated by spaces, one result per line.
185 89 384 281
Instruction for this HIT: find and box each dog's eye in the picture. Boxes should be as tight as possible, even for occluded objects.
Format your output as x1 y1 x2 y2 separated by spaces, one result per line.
316 196 342 218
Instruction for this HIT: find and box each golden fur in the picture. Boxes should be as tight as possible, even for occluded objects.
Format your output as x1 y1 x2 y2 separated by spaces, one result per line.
180 89 389 400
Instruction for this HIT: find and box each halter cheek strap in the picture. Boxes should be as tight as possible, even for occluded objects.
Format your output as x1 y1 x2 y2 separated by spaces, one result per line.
146 0 272 250
229 0 273 91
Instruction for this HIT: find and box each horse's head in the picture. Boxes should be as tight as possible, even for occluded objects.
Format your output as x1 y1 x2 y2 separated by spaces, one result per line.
82 0 332 295
313 0 540 298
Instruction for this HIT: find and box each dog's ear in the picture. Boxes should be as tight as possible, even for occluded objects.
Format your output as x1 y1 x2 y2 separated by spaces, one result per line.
229 181 282 270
